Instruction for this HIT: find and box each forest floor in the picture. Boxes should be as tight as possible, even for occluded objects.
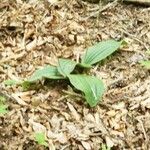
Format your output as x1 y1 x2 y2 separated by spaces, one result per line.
0 0 150 149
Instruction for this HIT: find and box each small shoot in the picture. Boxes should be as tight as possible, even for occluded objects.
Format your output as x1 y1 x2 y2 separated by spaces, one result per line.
101 144 111 150
140 49 150 69
140 60 150 69
0 105 8 115
0 96 8 115
35 132 48 147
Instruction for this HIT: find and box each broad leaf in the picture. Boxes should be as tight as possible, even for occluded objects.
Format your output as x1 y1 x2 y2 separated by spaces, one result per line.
68 75 105 107
28 65 64 82
35 132 48 147
57 58 77 77
140 60 150 69
81 40 122 66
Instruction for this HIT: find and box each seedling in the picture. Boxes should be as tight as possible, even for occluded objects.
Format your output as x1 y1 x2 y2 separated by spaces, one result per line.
101 144 111 150
0 96 8 115
140 60 150 69
140 50 150 69
35 132 48 147
4 40 123 107
0 105 8 115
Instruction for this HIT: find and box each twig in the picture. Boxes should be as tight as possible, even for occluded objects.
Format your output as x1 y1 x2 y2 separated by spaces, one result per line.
118 28 149 51
137 118 148 142
85 0 118 20
124 0 150 6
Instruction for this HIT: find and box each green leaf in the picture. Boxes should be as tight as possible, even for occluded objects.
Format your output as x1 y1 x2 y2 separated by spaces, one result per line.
28 65 64 82
35 132 48 147
77 63 92 68
57 58 77 77
68 75 105 107
101 144 111 150
4 79 20 86
101 144 107 150
81 40 122 66
21 81 33 91
0 105 8 115
140 60 150 69
121 40 128 46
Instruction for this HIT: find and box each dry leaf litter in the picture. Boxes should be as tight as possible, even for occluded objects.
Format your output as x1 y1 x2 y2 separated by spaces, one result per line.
0 0 150 149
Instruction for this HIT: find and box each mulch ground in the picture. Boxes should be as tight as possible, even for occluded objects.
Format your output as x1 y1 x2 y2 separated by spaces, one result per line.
0 0 150 149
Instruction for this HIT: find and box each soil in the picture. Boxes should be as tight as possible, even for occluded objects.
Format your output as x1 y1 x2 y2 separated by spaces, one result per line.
0 0 150 149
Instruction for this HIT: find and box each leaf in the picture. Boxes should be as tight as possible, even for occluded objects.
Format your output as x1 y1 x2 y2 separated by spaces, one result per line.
101 144 111 150
28 65 64 82
68 75 105 107
121 40 128 46
81 40 122 66
0 105 8 115
140 60 150 69
57 58 77 77
101 144 107 150
35 132 48 147
21 81 33 91
77 63 92 68
4 79 20 86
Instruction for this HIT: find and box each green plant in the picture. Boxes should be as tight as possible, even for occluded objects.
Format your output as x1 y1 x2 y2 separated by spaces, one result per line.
101 144 111 150
4 40 123 107
140 60 150 69
0 105 8 115
140 50 150 69
35 132 48 147
0 96 8 115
